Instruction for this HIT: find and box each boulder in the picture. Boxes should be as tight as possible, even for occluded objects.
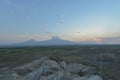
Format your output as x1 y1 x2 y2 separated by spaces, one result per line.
88 75 103 80
9 56 103 80
66 63 96 76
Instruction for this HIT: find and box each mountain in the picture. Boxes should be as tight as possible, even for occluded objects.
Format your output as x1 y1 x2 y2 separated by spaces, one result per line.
38 37 77 45
10 37 77 47
0 37 99 47
8 39 39 47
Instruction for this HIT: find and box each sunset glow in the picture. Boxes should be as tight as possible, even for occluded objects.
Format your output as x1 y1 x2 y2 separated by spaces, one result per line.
0 0 120 44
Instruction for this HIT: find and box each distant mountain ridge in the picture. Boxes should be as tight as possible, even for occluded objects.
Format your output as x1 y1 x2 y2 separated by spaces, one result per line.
12 37 78 47
0 37 100 47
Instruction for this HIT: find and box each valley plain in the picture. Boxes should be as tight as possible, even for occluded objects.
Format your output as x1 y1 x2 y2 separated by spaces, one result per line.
0 45 120 80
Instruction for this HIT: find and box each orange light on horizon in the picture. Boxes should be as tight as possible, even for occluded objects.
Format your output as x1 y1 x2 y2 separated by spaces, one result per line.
92 37 102 43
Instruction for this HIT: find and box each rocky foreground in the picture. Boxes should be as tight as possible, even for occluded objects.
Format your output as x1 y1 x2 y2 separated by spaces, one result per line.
0 56 103 80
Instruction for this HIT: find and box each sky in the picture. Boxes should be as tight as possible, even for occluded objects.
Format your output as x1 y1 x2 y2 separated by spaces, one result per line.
0 0 120 44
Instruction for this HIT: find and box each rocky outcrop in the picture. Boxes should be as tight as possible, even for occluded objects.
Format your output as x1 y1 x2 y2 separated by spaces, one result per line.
1 56 103 80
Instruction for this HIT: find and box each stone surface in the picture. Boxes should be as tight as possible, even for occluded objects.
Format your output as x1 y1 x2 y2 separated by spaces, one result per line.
0 56 103 80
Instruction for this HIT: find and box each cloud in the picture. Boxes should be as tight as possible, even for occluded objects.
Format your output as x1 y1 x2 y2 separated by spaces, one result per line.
59 34 120 44
74 32 81 36
57 21 64 25
56 14 61 17
59 34 85 42
80 27 104 38
91 37 102 43
59 30 103 42
101 37 120 44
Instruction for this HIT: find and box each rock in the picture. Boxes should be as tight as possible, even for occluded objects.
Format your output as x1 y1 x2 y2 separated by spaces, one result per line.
26 67 43 80
66 63 96 76
88 75 103 80
66 63 85 74
81 66 96 76
7 56 103 80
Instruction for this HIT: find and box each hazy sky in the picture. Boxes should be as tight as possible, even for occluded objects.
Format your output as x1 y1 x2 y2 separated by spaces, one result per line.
0 0 120 44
